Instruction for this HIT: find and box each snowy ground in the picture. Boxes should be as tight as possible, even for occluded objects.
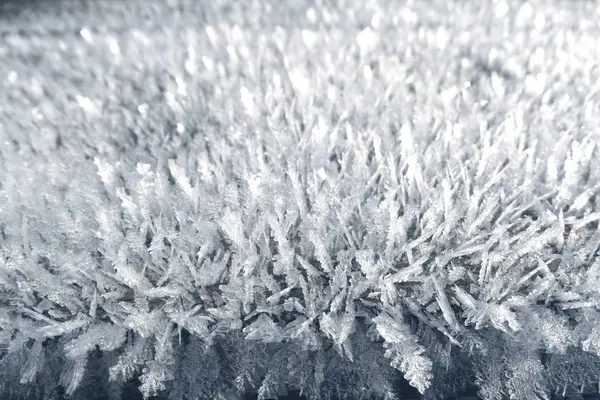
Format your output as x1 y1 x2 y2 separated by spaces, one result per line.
2 0 600 399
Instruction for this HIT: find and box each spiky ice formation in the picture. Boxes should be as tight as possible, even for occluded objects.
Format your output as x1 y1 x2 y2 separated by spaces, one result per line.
2 0 600 399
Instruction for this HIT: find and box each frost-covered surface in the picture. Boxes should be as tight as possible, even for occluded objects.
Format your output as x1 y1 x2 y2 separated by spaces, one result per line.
2 0 600 399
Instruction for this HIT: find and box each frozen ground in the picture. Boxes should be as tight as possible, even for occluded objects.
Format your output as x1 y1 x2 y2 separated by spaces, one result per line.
2 0 600 399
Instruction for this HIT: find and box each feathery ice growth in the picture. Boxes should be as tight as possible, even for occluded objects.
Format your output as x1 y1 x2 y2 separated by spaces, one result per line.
2 0 600 399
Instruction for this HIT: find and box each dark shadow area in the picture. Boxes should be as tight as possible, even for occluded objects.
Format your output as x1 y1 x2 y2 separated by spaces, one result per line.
122 377 145 400
450 385 480 400
242 390 305 400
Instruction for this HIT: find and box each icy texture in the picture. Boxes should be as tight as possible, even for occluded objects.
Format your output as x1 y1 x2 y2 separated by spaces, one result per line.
2 0 600 399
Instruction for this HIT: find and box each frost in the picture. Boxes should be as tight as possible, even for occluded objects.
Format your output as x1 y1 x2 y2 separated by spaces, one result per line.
64 323 127 359
38 319 90 339
320 311 355 348
355 248 377 278
373 309 433 393
20 339 44 384
243 314 282 343
505 343 550 400
60 356 88 396
2 1 600 399
168 159 194 200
